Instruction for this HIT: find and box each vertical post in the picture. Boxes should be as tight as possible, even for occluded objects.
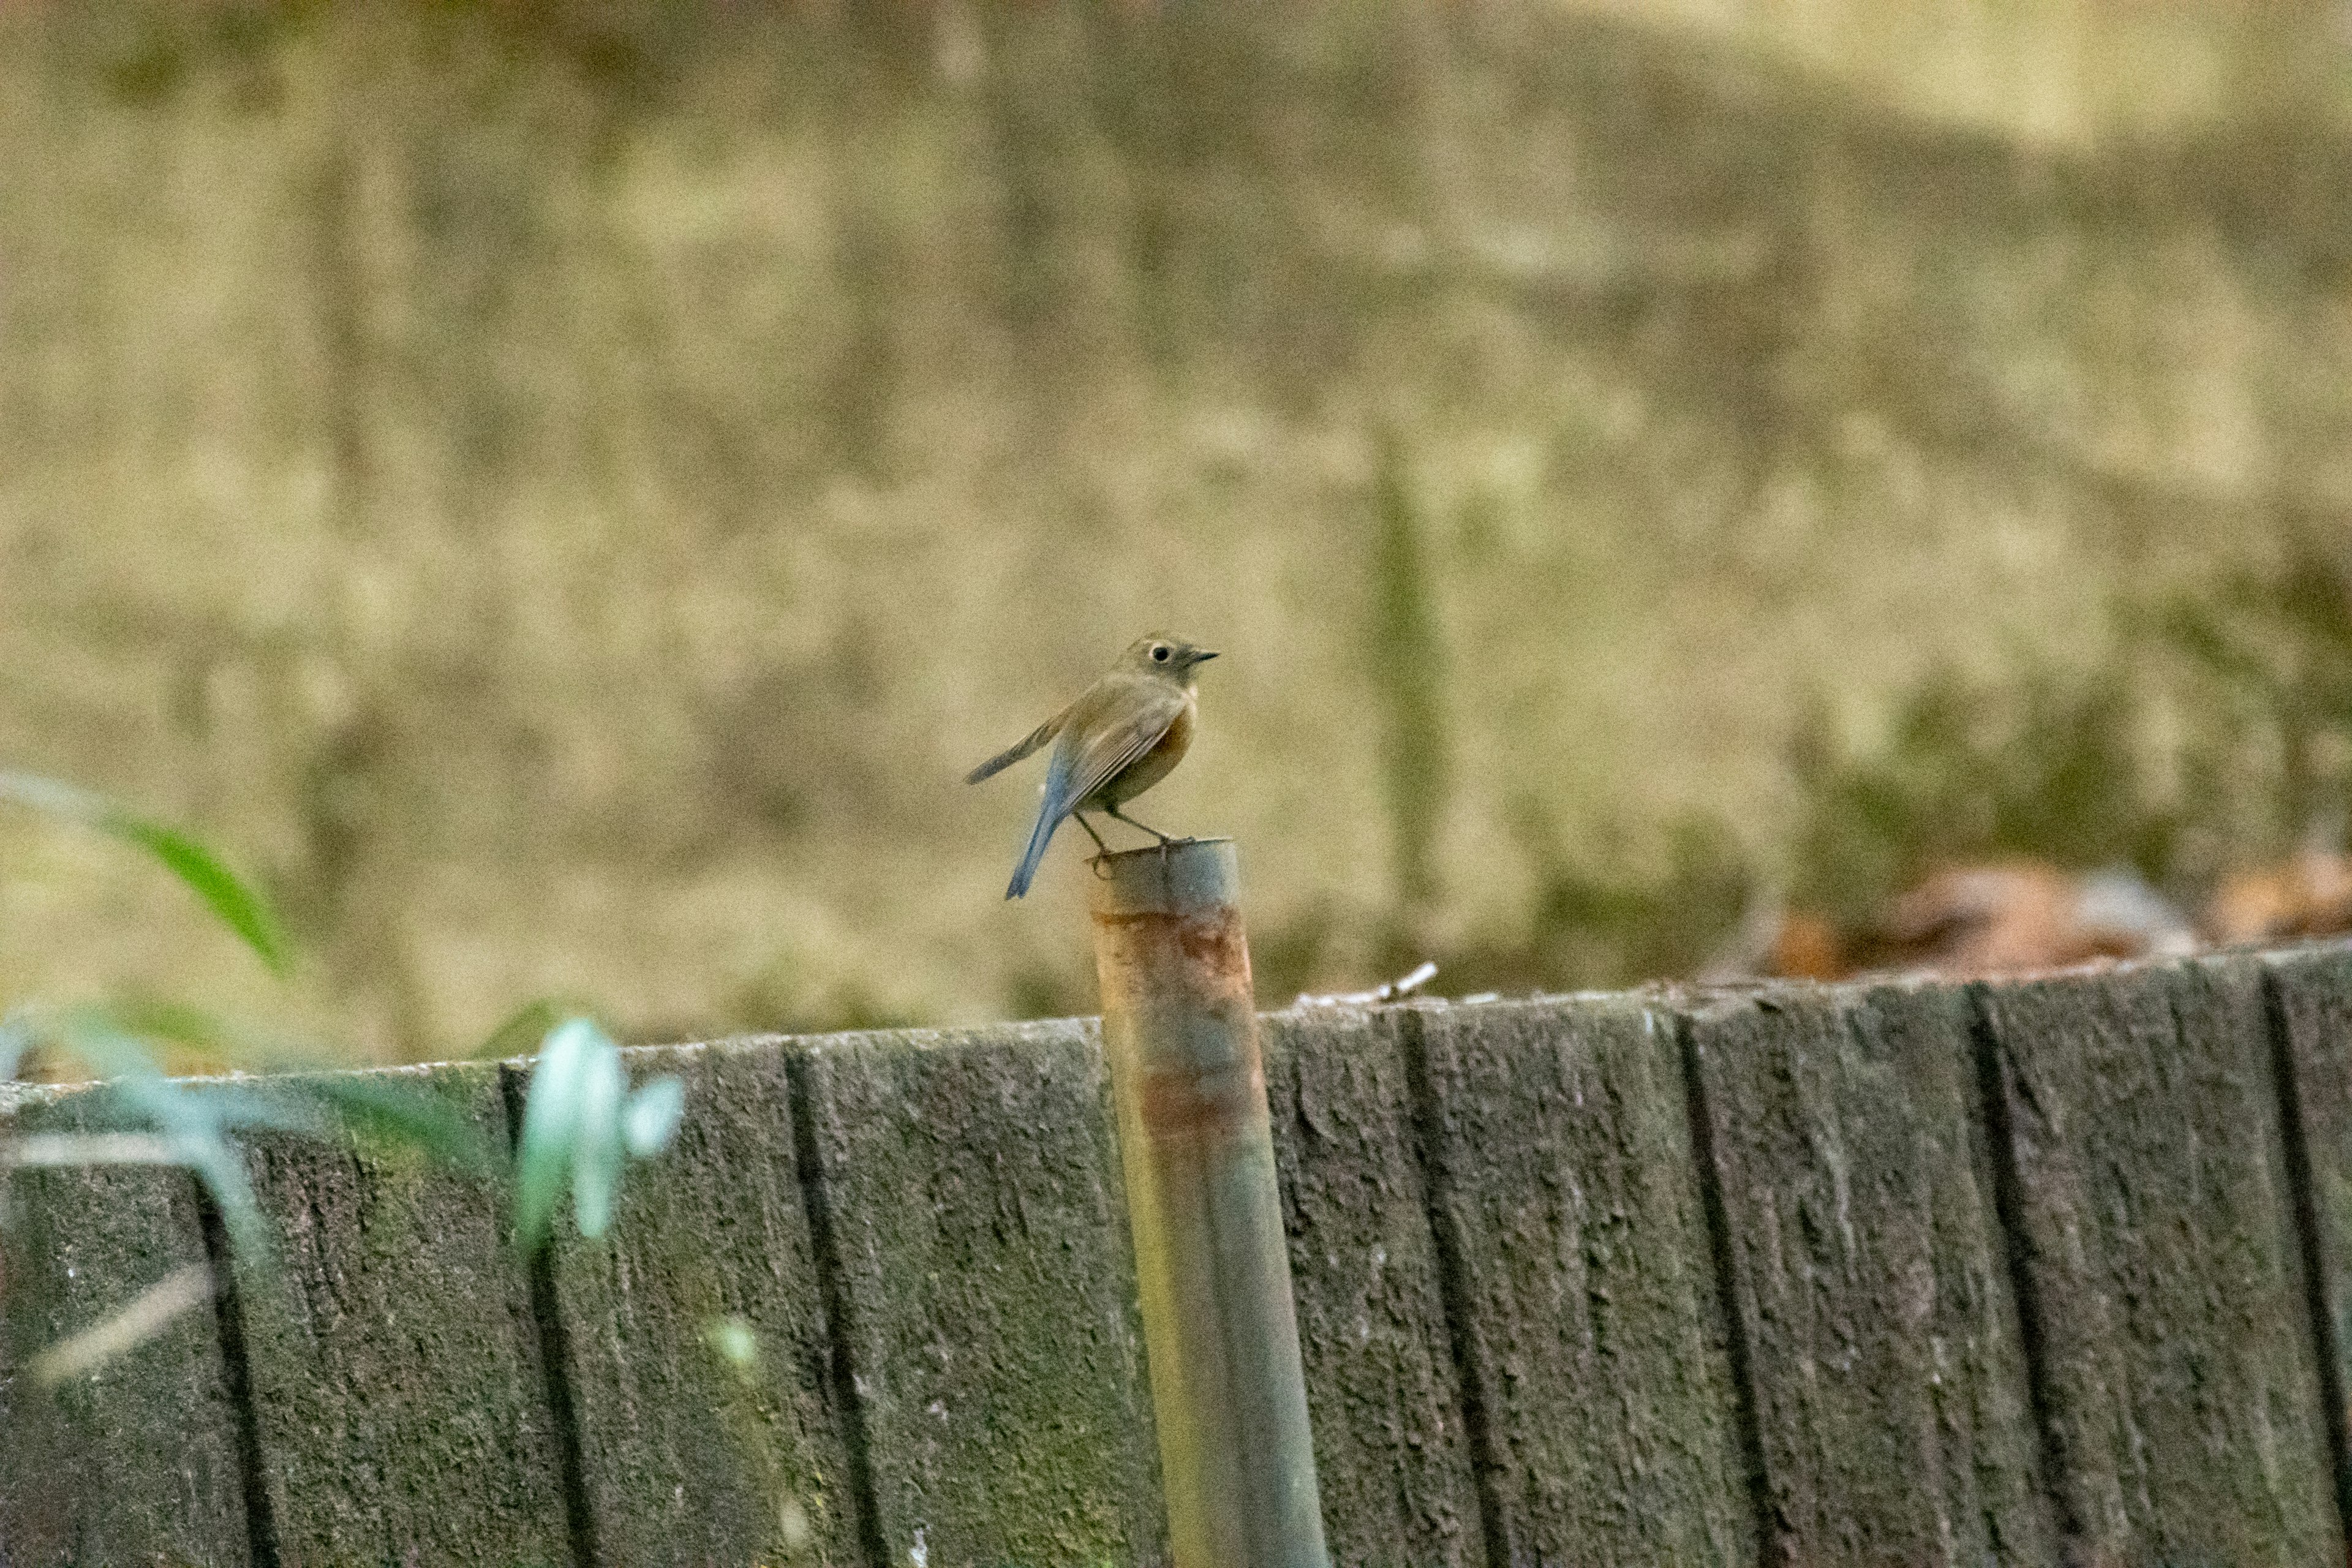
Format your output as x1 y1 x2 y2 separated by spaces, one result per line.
1090 839 1331 1568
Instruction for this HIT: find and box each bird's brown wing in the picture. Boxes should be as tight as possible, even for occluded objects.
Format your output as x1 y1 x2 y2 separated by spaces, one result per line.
1052 677 1188 813
1003 677 1188 898
965 704 1068 785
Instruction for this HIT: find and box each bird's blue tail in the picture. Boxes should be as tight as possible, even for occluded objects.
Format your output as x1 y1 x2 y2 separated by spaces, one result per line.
1006 805 1063 899
1006 758 1075 899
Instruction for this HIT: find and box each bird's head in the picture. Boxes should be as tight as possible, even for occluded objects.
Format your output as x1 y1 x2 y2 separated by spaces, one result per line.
1122 633 1218 683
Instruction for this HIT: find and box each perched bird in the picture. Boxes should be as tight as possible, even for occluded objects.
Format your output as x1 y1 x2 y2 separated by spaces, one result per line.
967 633 1218 899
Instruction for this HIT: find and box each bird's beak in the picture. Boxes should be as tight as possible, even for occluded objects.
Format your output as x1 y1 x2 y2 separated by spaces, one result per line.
1194 650 1219 662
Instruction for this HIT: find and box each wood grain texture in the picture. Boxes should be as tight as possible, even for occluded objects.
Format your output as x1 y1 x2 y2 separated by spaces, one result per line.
545 1038 863 1566
225 1061 572 1568
11 946 2352 1565
791 1020 1167 1568
2257 939 2352 1550
1410 997 1753 1566
0 1085 255 1568
1685 982 2056 1566
1975 955 2339 1566
1262 1006 1482 1567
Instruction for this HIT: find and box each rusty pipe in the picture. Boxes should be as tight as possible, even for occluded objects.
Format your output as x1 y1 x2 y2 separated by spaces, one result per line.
1090 839 1330 1568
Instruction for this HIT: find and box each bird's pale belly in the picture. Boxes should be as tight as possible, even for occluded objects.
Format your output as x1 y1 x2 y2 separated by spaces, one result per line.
1090 701 1193 807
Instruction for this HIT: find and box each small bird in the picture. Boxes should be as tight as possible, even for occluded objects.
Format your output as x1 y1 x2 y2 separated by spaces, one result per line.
967 633 1218 899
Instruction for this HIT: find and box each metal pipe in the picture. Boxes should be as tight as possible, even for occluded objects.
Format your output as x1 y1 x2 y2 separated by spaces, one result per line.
1089 839 1331 1568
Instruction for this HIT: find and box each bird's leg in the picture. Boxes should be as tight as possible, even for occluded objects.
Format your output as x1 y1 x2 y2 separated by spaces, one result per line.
1105 803 1180 846
1072 811 1114 857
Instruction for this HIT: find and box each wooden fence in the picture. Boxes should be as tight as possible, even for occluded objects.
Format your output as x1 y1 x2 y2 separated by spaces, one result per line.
10 942 2352 1566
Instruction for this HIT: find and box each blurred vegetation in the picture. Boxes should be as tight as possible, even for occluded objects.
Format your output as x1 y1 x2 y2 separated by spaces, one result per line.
1716 530 2352 967
1368 432 1448 921
1782 665 2173 932
1 763 682 1410
3 1 2352 1053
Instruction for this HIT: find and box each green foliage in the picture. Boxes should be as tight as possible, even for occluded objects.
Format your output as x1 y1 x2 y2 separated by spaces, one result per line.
1511 810 1755 990
1368 433 1449 911
294 1072 496 1176
0 771 290 974
2136 532 2352 848
1261 807 1758 1003
470 996 592 1060
1774 535 2352 930
1785 663 2177 925
21 1008 304 1263
622 1074 686 1156
0 1009 29 1082
510 1017 685 1256
0 770 514 1381
700 1313 760 1373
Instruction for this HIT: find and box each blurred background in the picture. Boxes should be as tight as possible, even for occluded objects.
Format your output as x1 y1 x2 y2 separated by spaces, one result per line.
4 0 2351 1063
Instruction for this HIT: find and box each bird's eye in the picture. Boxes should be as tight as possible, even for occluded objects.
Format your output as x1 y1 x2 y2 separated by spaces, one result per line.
1152 645 1170 662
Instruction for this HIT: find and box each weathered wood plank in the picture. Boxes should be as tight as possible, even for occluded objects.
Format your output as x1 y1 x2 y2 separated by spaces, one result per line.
1261 1007 1482 1567
0 1085 255 1568
1685 982 2056 1565
793 1020 1167 1568
545 1039 863 1567
1975 955 2339 1564
224 1061 573 1567
1410 997 1753 1566
2256 939 2352 1539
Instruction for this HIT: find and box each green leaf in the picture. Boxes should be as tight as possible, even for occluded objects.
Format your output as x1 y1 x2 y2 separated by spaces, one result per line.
0 1009 31 1081
570 1043 626 1240
45 1014 168 1084
180 1128 274 1262
70 1001 487 1170
513 1017 602 1255
100 815 290 974
621 1076 685 1158
699 1314 760 1371
0 772 291 974
29 1263 216 1385
52 1018 291 1267
87 1089 278 1265
294 1073 496 1176
471 997 578 1061
511 1019 685 1251
107 1076 320 1141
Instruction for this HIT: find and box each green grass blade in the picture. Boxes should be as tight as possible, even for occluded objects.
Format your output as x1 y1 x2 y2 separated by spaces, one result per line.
30 1264 216 1385
622 1075 685 1158
471 997 585 1061
100 814 290 974
0 772 291 974
570 1044 626 1239
45 1015 168 1084
513 1018 600 1255
298 1073 495 1175
0 1009 31 1080
181 1129 273 1264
